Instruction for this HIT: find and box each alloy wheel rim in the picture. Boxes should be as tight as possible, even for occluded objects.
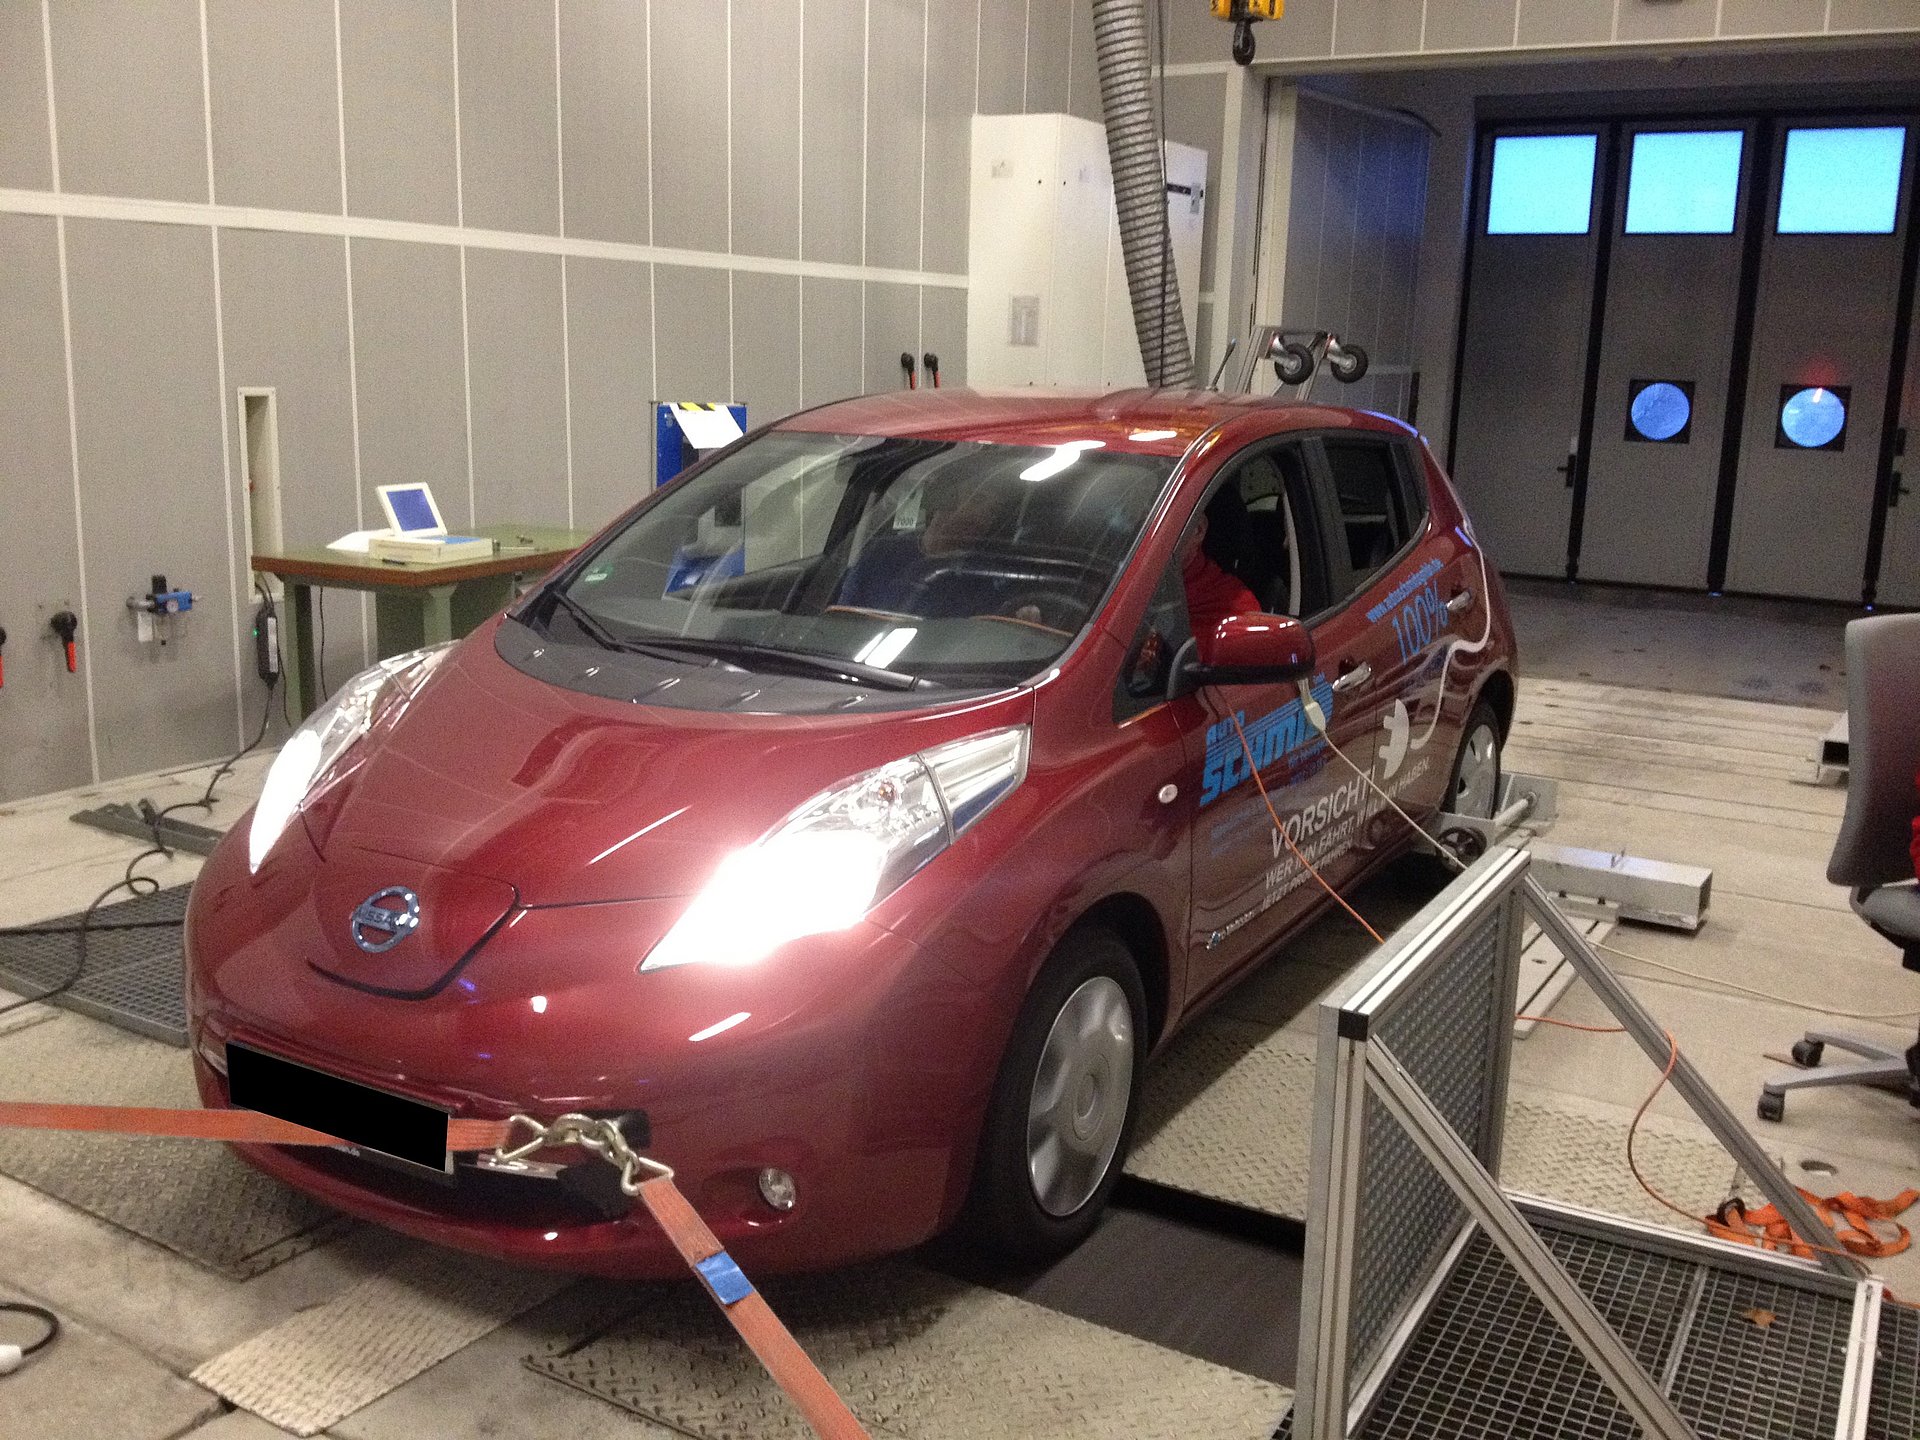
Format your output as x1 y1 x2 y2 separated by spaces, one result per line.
1454 723 1500 819
1026 976 1134 1217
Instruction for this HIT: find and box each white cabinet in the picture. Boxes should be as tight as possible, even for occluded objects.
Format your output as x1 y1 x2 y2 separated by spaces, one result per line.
967 113 1207 390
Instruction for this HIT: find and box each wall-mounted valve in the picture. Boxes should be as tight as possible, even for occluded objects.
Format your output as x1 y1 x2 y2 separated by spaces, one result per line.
922 352 941 388
49 611 78 673
128 575 196 646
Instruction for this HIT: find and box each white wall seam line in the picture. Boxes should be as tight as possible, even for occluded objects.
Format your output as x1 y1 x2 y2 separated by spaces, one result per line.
332 0 369 665
645 0 658 399
198 0 247 748
726 1 736 402
41 0 100 783
554 0 574 530
861 0 870 391
918 0 929 361
0 190 971 287
797 0 806 406
451 0 476 529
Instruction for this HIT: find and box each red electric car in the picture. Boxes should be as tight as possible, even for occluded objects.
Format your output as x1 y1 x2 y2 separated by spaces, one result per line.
186 389 1516 1277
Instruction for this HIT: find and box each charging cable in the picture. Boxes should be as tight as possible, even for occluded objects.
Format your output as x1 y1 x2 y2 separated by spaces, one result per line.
0 1302 58 1374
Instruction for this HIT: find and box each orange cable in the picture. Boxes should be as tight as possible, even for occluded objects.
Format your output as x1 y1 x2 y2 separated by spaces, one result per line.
1228 711 1384 946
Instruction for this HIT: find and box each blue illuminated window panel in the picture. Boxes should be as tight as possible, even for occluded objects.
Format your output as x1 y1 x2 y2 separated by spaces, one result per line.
1625 131 1744 234
1487 134 1599 235
1777 127 1906 235
1776 384 1850 452
1626 379 1694 444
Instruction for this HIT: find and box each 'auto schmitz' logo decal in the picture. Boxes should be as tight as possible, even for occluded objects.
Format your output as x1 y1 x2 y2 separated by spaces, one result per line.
349 887 421 954
1198 674 1337 808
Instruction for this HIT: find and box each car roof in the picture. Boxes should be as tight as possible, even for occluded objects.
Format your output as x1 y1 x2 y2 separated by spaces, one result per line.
776 388 1414 457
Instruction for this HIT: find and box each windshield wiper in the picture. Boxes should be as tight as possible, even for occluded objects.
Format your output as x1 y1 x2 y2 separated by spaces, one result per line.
624 636 925 692
543 588 627 651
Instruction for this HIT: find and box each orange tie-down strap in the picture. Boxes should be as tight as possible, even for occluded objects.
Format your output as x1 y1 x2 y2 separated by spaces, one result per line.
0 1100 875 1440
1707 1186 1920 1261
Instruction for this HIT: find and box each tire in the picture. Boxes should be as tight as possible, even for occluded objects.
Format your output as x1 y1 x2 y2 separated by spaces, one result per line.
1272 342 1316 387
965 928 1146 1265
1791 1038 1824 1068
1328 343 1369 384
1446 699 1503 821
1758 1091 1785 1122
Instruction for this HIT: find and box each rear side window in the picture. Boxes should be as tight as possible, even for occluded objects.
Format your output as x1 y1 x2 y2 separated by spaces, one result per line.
1322 438 1422 582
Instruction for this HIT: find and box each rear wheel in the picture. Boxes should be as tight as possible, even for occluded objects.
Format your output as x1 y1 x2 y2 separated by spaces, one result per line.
1448 700 1503 820
965 928 1145 1263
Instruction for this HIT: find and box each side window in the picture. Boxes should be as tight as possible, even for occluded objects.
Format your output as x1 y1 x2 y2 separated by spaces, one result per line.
1322 437 1419 585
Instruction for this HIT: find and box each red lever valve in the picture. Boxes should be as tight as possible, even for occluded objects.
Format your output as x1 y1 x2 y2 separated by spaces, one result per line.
49 611 78 674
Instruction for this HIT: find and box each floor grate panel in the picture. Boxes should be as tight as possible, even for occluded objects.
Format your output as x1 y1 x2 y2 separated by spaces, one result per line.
0 884 190 1046
1870 1300 1920 1440
1666 1269 1852 1440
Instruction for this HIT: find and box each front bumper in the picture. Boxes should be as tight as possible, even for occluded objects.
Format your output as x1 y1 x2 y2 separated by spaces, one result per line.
186 834 1009 1278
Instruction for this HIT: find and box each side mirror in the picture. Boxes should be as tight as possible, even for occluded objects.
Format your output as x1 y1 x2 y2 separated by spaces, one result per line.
1170 613 1315 696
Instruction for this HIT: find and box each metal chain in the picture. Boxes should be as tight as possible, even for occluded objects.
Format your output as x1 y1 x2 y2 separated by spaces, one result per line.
493 1112 673 1195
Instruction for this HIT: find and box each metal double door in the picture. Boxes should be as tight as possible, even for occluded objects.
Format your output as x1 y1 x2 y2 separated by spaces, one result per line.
1450 113 1919 603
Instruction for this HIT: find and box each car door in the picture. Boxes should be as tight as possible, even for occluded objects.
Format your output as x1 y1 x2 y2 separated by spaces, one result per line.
1181 437 1381 1004
1306 432 1463 840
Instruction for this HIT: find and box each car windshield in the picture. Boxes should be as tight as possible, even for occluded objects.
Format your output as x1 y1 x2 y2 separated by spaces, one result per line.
537 430 1173 689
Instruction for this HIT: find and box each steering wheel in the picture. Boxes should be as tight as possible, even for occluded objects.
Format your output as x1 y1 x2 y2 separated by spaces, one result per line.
984 587 1085 634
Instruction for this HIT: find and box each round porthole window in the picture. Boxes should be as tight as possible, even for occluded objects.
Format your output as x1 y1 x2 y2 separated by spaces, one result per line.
1779 386 1848 450
1628 381 1692 442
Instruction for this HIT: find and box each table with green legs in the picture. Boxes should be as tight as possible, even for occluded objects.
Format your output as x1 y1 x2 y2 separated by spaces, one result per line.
251 523 592 721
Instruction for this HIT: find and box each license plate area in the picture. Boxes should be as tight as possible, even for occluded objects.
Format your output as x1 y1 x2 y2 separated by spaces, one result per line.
226 1042 453 1179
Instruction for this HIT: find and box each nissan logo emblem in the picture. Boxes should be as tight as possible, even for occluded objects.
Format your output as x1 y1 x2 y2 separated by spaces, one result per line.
349 887 421 954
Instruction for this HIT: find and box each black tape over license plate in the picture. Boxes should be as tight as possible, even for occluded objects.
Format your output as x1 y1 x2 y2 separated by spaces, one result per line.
226 1042 453 1177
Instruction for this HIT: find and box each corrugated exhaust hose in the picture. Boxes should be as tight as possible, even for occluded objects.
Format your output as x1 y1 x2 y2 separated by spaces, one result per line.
1091 0 1192 388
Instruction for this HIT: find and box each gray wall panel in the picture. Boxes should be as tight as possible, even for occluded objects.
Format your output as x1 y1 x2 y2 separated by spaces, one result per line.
1831 0 1920 31
730 0 801 260
731 270 802 426
66 220 235 778
865 0 926 273
1717 0 1820 36
1067 0 1100 121
863 281 920 395
1266 0 1336 59
975 0 1026 116
1615 0 1717 42
48 0 207 202
565 257 654 528
1164 73 1226 291
557 0 650 243
802 0 865 264
348 239 471 524
466 248 568 527
0 3 51 190
1023 0 1070 115
1333 0 1423 56
654 264 732 404
801 275 864 406
1423 1 1518 52
1516 0 1611 48
1165 4 1225 64
207 0 342 213
923 0 979 274
650 5 728 254
457 0 560 235
922 284 966 388
339 0 459 224
0 215 89 801
216 228 366 694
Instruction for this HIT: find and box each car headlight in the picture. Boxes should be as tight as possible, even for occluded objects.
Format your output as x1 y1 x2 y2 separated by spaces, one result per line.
247 644 454 873
641 726 1030 971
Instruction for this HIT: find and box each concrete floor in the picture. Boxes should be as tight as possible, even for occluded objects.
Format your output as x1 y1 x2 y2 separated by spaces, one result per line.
1504 576 1859 710
1 585 1915 1437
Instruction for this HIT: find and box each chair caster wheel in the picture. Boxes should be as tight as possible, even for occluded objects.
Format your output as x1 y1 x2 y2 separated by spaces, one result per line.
1790 1039 1824 1068
1758 1091 1785 1122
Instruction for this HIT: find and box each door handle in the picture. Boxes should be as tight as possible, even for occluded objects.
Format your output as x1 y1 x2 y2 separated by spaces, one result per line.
1446 590 1474 616
1890 471 1909 509
1554 454 1576 488
1332 662 1372 694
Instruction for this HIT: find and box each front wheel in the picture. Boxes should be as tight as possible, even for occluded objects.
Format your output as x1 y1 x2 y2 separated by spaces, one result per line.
964 929 1145 1264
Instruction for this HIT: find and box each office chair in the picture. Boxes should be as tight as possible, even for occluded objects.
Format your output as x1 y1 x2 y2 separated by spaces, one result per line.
1759 613 1920 1121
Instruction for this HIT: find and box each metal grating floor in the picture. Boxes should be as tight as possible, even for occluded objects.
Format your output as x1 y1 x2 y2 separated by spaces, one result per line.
1870 1300 1920 1440
1327 1222 1867 1440
0 883 190 1045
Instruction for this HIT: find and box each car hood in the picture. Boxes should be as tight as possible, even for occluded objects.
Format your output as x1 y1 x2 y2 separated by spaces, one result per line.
306 629 1034 907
